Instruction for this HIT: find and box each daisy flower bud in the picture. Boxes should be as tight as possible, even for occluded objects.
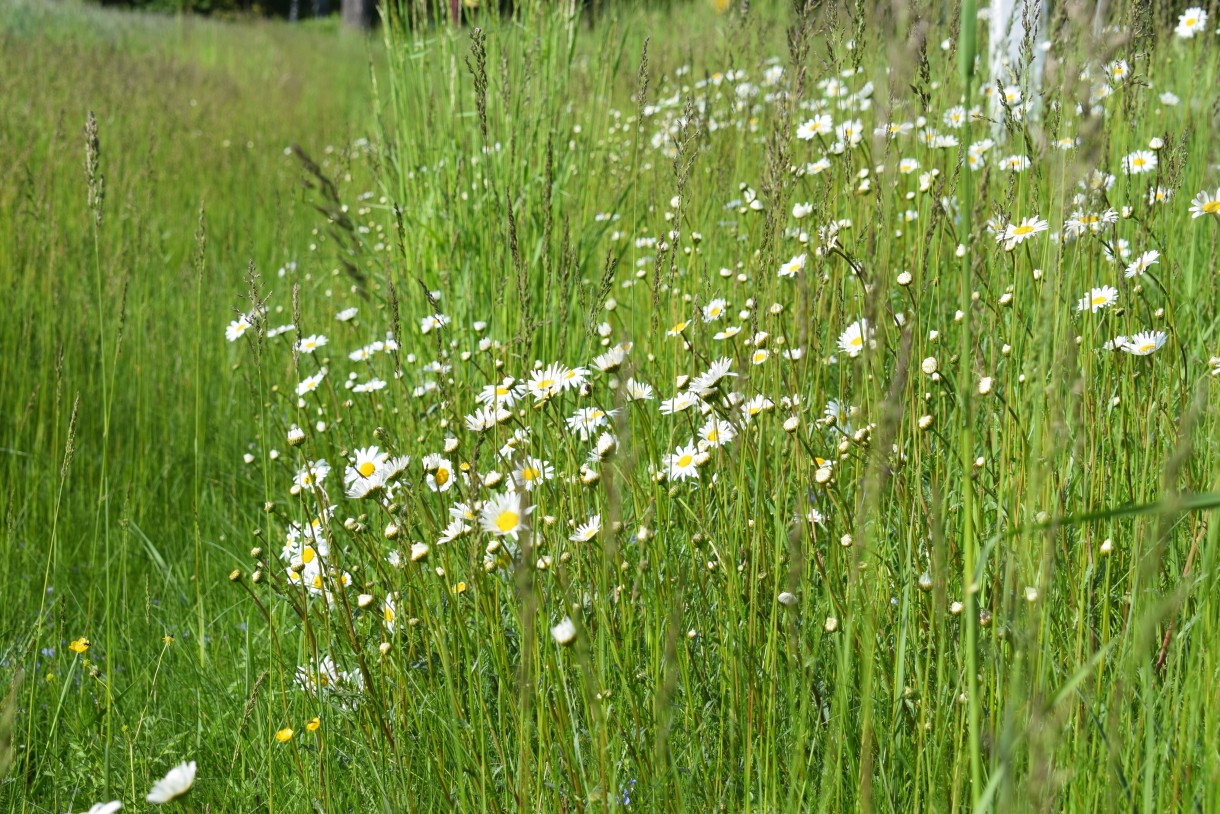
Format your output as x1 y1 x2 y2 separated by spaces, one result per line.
824 616 839 632
921 356 938 375
778 591 798 607
358 594 374 608
288 425 306 446
551 618 577 645
978 377 993 395
783 416 800 432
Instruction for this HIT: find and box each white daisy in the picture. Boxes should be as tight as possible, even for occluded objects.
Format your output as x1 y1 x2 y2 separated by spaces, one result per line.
146 761 197 804
569 515 601 542
480 492 528 539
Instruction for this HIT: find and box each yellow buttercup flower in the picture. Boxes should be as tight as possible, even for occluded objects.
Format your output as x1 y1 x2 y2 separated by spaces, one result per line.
275 727 295 743
69 637 90 654
306 717 321 732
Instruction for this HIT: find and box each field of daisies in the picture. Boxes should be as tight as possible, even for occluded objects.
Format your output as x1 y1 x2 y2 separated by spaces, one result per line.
6 0 1220 811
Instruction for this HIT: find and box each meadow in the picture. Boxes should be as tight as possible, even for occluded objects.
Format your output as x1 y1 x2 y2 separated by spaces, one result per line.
4 0 1220 811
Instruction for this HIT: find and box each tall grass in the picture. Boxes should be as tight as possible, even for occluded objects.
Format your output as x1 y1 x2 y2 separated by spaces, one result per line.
5 0 1220 812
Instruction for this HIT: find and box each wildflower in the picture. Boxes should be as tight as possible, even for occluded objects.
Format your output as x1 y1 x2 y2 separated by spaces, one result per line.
347 446 388 484
593 347 627 372
559 365 591 392
566 407 615 440
666 442 701 481
1076 286 1118 313
420 313 450 333
146 761 197 804
796 114 833 140
306 717 321 732
1189 188 1220 219
660 392 699 415
569 515 601 542
296 368 327 396
1119 330 1168 356
688 357 736 395
702 298 729 321
465 405 511 433
423 455 455 493
1122 151 1157 175
837 319 870 358
624 378 655 401
998 154 1031 172
80 804 123 814
69 637 90 654
550 618 577 645
513 457 555 490
698 417 737 448
225 315 252 342
296 334 328 354
477 378 524 408
998 216 1048 250
480 492 527 539
275 728 294 743
777 254 806 278
1125 250 1160 278
1175 7 1208 37
383 594 398 629
526 363 567 401
740 394 774 422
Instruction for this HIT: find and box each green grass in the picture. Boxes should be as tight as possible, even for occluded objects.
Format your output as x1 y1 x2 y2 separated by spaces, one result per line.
4 0 1220 811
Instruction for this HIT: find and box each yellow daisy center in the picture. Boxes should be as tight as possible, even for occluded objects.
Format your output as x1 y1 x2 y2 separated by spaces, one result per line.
302 546 316 564
1092 295 1108 306
1203 201 1220 214
1012 224 1034 236
358 461 376 477
435 467 449 486
677 454 694 468
849 336 863 347
706 429 719 442
1138 342 1155 353
521 467 539 482
536 378 555 390
495 511 520 533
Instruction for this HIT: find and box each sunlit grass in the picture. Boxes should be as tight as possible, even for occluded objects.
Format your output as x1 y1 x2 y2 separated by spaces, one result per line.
5 0 1220 812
